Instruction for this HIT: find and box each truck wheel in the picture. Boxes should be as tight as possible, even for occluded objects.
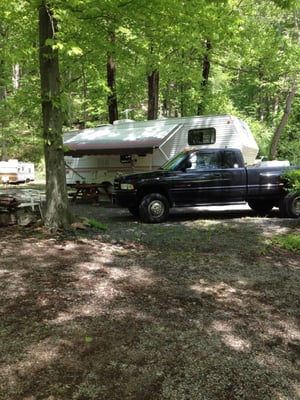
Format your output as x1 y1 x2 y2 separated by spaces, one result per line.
139 193 169 223
279 192 300 218
247 200 274 215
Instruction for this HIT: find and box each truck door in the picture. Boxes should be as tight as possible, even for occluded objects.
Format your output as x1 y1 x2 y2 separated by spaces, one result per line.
169 150 224 205
219 150 247 201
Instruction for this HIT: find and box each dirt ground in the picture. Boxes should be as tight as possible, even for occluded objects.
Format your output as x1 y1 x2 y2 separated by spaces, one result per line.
0 203 299 400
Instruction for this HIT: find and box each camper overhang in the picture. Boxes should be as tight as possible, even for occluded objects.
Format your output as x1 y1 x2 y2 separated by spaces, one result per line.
63 123 181 156
64 142 159 156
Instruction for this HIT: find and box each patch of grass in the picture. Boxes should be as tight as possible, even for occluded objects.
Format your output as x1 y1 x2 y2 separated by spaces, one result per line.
88 218 107 230
272 234 300 254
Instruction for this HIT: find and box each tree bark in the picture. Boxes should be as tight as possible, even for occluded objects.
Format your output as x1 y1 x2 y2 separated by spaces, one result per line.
202 41 212 86
107 31 118 124
269 80 298 160
197 40 212 115
107 53 118 123
0 59 8 161
38 1 72 230
147 69 159 120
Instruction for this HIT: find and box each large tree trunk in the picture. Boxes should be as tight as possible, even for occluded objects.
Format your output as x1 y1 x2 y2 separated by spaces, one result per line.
38 1 72 230
147 69 159 120
269 80 298 160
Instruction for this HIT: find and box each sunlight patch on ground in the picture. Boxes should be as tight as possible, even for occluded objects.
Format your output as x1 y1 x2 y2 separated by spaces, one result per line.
49 259 158 324
0 339 60 391
221 333 252 351
210 319 252 351
190 280 244 308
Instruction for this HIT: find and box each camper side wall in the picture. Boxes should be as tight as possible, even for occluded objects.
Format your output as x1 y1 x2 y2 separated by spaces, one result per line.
0 160 35 184
65 154 154 186
18 163 35 182
0 160 18 183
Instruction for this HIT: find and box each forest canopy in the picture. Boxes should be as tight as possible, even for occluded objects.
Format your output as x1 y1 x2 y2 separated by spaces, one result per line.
0 0 299 165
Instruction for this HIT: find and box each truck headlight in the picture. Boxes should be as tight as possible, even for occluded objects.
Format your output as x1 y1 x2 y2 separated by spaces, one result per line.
120 183 135 190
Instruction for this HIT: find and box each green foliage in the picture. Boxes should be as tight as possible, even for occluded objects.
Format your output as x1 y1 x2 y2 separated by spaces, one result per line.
87 218 108 230
0 0 299 163
281 169 300 191
272 234 300 254
246 119 274 159
276 99 300 164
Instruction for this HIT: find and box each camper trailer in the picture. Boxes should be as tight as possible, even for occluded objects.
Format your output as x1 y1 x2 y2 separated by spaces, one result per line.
0 159 35 184
63 115 259 188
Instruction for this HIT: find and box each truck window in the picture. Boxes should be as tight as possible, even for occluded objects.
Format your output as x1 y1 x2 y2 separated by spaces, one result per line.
190 152 222 169
222 151 239 168
188 128 216 145
160 152 189 171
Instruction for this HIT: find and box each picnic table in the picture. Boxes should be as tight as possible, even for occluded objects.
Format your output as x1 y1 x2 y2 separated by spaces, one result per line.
70 182 112 202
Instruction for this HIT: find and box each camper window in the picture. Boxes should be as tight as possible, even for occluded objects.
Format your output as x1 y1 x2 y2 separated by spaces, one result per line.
120 154 132 164
188 128 216 145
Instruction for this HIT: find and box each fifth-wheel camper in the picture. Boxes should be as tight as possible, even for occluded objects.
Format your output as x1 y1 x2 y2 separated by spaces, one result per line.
63 115 259 188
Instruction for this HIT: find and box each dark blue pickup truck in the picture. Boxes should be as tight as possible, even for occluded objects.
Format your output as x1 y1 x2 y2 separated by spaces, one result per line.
113 148 300 223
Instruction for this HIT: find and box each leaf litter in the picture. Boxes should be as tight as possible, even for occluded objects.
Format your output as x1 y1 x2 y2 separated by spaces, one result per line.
0 203 299 399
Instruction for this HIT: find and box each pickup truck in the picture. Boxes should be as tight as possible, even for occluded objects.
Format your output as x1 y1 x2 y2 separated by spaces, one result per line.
113 148 300 223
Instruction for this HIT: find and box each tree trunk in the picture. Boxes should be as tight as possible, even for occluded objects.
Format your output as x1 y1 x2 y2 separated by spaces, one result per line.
38 1 72 230
107 31 118 124
1 139 7 161
0 58 8 161
147 69 159 120
269 80 298 160
197 40 212 115
202 41 212 86
107 53 118 123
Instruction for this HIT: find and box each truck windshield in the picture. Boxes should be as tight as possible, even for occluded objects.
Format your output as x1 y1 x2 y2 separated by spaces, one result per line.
159 152 190 171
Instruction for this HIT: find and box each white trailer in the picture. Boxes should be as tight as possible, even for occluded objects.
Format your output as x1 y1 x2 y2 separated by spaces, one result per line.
63 115 259 187
0 159 35 184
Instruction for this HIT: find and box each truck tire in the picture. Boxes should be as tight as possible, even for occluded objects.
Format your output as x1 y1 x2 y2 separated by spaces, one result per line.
279 192 300 218
247 200 274 215
139 193 170 223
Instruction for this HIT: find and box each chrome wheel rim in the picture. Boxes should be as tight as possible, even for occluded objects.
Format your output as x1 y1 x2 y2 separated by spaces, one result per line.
148 200 164 218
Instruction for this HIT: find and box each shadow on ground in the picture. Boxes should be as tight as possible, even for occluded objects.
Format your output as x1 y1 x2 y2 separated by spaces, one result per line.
0 204 299 399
